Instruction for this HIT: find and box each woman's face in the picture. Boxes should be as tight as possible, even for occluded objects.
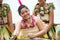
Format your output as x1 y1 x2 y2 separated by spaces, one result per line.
38 0 45 4
20 7 30 20
0 0 3 4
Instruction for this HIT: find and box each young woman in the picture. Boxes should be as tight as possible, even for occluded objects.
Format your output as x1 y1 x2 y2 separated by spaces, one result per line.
10 5 50 40
33 0 55 40
0 0 14 40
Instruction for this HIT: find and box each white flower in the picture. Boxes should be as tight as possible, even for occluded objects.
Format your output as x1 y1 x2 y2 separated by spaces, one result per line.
40 11 44 15
40 7 44 10
45 10 49 14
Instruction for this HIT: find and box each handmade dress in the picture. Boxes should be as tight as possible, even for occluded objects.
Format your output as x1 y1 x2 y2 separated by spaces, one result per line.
0 3 10 40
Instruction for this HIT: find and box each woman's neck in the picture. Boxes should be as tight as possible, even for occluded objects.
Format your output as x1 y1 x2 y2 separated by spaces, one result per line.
39 2 46 6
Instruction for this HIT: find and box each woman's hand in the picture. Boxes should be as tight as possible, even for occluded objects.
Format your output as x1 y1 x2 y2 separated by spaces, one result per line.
10 35 17 40
10 37 15 40
28 33 36 38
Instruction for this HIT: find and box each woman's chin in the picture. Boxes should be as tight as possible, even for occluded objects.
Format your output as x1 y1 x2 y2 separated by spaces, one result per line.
24 18 29 20
25 16 30 19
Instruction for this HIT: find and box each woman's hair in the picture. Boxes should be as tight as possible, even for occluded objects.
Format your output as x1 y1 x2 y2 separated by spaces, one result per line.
36 3 39 5
45 0 46 1
18 5 29 15
43 0 46 1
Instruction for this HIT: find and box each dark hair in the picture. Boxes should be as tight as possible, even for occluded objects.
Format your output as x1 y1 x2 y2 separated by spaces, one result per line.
18 5 29 15
36 3 39 5
45 0 46 1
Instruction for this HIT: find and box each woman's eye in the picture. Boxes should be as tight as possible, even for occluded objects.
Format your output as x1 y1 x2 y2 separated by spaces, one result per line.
26 11 28 12
21 13 24 15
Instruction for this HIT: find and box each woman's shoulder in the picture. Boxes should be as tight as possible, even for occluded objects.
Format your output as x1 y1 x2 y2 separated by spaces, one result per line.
16 21 22 27
3 3 11 12
32 15 41 22
47 3 53 5
3 3 10 7
47 3 55 9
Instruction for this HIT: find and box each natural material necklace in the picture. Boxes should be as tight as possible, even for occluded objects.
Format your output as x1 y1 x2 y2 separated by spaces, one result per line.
21 16 35 28
0 5 7 17
40 4 50 16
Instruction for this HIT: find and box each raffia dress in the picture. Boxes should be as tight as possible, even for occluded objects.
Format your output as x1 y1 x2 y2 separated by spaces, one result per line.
34 3 56 40
0 3 10 40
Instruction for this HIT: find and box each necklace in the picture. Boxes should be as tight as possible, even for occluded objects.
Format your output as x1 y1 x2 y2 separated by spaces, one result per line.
40 4 50 15
0 4 7 17
21 15 35 28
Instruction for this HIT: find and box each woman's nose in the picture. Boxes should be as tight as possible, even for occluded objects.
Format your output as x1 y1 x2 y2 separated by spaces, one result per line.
24 12 27 16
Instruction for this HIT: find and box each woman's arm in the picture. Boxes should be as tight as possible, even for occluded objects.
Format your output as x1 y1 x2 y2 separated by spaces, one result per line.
10 22 21 40
13 22 21 36
46 7 54 30
7 10 14 33
34 17 47 37
36 17 44 30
